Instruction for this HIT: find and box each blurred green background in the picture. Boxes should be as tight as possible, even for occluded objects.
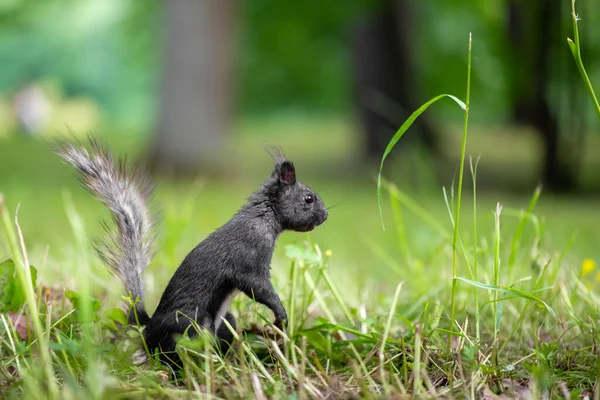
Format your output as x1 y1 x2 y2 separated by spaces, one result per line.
1 0 599 304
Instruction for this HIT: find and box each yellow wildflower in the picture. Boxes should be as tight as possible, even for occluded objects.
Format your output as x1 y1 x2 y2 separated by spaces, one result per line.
582 259 596 276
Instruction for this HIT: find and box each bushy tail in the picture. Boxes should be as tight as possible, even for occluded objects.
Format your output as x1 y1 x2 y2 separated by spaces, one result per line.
56 138 156 326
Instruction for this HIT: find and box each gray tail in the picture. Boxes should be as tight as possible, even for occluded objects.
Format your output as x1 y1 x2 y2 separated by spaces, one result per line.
56 137 156 326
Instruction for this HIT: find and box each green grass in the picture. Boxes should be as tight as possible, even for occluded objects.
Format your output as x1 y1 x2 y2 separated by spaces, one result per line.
1 121 600 399
1 113 600 398
3 28 600 394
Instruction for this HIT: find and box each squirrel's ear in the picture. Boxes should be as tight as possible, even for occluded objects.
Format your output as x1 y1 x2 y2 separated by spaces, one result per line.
278 161 296 185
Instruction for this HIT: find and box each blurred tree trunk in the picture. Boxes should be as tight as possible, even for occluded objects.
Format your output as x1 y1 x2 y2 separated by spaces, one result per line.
351 0 438 163
151 0 235 175
507 0 577 192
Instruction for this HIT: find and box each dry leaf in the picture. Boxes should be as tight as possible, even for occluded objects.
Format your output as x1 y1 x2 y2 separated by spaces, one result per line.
7 311 29 340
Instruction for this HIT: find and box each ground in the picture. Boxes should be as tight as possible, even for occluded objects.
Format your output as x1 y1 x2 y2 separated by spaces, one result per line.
1 116 600 398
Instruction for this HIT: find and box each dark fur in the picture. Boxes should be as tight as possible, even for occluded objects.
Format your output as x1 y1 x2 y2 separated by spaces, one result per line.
56 139 328 369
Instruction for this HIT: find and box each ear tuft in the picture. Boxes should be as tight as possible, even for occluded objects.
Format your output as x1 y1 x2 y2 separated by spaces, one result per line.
279 161 296 185
265 145 296 184
265 145 286 165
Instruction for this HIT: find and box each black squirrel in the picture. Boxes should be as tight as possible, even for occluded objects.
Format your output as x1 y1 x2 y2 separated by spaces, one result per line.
56 139 328 369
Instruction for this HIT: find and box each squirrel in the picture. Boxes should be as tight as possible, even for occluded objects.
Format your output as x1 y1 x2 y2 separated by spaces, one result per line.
55 138 328 369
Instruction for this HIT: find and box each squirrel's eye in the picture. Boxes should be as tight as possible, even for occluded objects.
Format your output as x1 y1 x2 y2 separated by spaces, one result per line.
304 194 314 204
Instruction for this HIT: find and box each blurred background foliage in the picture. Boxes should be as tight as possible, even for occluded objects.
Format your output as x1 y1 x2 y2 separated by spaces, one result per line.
1 0 600 289
1 1 597 129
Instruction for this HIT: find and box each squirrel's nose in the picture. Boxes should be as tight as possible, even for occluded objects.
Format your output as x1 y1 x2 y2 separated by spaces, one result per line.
322 210 328 222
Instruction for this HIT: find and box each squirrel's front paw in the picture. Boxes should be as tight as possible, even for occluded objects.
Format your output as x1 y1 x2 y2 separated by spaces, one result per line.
274 313 288 331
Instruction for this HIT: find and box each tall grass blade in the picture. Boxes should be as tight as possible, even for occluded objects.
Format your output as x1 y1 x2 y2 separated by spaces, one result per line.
567 0 600 119
448 33 472 393
377 95 466 228
469 156 481 344
493 202 502 342
380 282 403 395
413 325 422 395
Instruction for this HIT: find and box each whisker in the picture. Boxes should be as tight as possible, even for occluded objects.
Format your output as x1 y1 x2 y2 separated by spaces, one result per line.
326 201 344 209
